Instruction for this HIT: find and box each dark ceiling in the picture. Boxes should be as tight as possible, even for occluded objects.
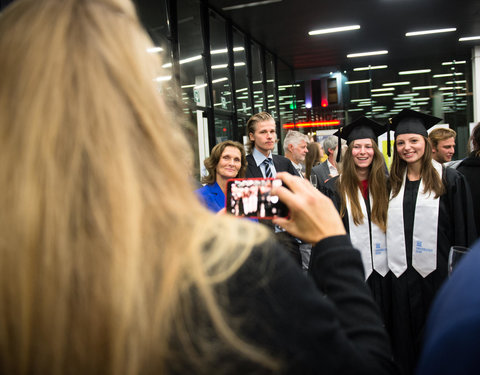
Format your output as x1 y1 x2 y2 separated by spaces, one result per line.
207 0 480 71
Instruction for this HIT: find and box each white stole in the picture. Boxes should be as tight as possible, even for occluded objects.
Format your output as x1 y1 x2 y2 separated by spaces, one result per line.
387 160 442 278
346 189 388 279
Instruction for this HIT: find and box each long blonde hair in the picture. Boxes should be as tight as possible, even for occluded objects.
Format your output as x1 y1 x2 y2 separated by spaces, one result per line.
337 140 388 232
0 0 273 373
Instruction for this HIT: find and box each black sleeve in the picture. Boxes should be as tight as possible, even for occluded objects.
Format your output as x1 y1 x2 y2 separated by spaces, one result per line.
225 236 397 375
286 158 298 176
444 168 478 246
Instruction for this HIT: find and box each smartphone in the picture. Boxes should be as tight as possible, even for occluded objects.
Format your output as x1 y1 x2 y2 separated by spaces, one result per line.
225 178 289 219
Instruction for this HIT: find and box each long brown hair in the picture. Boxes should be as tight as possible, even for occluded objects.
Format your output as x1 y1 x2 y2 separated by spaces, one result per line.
337 140 389 232
390 136 445 198
470 122 480 157
305 142 322 180
0 0 275 374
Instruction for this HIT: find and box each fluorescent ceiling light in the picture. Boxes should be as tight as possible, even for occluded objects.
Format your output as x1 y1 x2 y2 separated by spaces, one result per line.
181 84 196 88
433 73 463 78
210 47 244 54
439 86 464 90
212 77 228 84
236 87 248 92
154 75 171 82
212 64 228 69
459 36 480 42
383 81 410 86
309 25 360 36
348 109 364 112
371 87 395 92
223 0 282 11
371 93 394 97
345 79 371 84
442 60 466 65
405 28 456 37
412 85 438 90
347 50 388 58
446 80 466 84
147 47 163 53
397 93 419 97
180 55 202 64
399 69 431 75
411 97 431 101
351 98 371 102
358 102 373 107
354 65 388 71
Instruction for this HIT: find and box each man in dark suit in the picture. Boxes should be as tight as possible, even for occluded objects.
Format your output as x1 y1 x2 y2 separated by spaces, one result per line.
311 135 339 186
245 112 298 177
245 112 302 265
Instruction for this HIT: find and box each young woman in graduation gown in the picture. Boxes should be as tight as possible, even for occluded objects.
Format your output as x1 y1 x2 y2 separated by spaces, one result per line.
322 117 392 329
386 109 477 375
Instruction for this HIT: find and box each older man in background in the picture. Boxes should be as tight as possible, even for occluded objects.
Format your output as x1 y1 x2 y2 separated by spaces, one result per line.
283 130 309 177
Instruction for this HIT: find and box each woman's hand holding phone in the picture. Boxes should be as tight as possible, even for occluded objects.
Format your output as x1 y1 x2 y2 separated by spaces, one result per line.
272 172 346 244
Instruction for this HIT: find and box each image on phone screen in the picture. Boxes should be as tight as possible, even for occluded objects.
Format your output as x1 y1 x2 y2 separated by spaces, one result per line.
226 178 289 219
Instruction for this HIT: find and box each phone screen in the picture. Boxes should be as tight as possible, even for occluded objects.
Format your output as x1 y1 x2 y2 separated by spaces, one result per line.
225 178 289 219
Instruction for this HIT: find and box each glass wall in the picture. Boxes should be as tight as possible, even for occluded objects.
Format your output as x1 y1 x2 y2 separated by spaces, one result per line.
209 10 232 113
177 0 205 108
233 28 250 118
135 0 298 177
251 42 265 114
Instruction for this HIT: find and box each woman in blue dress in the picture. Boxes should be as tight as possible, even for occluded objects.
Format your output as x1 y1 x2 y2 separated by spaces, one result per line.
196 140 247 212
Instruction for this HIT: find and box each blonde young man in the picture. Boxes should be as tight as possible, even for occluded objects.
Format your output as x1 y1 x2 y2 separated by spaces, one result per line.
429 128 456 164
245 112 298 179
245 112 301 266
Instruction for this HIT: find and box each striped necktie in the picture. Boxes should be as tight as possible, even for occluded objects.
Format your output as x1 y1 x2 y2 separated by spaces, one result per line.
263 158 273 178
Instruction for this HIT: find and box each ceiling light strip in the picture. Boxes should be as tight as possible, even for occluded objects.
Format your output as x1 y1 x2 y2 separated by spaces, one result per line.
405 28 456 37
399 69 431 75
309 25 360 35
347 50 388 58
353 65 388 71
459 36 480 42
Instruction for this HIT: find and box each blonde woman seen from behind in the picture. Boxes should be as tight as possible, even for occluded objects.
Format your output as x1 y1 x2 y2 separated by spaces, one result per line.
0 0 397 374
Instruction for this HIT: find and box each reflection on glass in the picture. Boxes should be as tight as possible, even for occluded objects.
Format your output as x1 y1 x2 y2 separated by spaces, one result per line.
178 0 205 107
233 28 250 116
251 43 264 114
210 11 232 112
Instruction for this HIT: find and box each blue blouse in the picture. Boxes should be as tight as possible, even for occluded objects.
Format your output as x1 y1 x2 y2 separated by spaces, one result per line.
196 182 225 213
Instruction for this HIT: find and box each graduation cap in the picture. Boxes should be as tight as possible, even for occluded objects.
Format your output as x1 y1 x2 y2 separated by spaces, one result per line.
334 116 386 162
386 109 442 156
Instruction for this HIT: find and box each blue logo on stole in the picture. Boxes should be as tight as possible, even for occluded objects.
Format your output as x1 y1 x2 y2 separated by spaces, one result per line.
415 240 433 253
374 242 386 255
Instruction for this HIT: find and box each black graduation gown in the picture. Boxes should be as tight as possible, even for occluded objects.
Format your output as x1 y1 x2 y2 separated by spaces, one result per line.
457 154 480 237
388 168 477 375
322 177 392 332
